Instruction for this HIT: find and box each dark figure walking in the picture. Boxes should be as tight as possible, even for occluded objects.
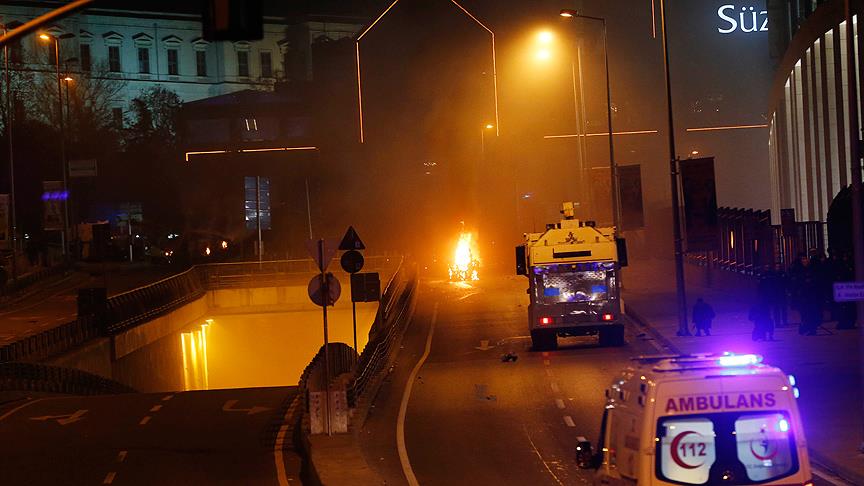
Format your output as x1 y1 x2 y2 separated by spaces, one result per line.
749 301 774 341
692 298 715 336
791 253 822 335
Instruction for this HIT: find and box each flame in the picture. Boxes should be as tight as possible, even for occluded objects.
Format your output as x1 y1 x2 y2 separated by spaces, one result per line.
449 232 480 281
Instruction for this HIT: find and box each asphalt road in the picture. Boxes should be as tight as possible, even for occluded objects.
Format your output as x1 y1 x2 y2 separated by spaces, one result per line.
360 273 842 486
0 386 300 485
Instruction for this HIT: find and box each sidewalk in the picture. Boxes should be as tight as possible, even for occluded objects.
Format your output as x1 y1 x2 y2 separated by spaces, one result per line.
0 263 178 346
623 259 864 484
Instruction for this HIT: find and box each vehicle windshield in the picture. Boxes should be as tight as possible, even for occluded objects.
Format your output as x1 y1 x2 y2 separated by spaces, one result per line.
532 262 616 305
656 412 799 485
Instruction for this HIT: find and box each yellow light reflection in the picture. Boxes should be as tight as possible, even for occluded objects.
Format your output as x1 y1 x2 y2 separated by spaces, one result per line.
537 30 554 44
535 48 552 61
179 320 212 391
449 232 480 281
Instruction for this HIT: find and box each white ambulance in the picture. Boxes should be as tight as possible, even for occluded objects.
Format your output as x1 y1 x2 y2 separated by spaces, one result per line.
587 353 812 486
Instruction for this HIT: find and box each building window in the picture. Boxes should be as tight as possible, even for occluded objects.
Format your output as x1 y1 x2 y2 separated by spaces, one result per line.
167 48 179 75
112 107 123 128
137 47 150 74
196 50 207 76
80 44 91 71
108 46 121 72
260 51 272 78
237 50 249 77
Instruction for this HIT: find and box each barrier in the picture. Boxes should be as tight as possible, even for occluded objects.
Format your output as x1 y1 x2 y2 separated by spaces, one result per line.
0 362 136 395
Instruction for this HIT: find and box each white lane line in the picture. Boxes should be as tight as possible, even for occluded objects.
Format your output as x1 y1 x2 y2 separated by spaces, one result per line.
149 405 162 412
550 382 560 393
545 368 553 377
555 399 565 409
103 472 116 484
523 425 565 486
0 398 46 422
543 359 550 366
563 416 575 427
812 465 855 486
161 394 174 401
274 397 299 486
139 416 151 425
397 302 438 486
117 451 127 463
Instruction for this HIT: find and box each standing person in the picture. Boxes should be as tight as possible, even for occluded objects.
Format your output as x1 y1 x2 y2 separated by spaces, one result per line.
764 265 789 329
748 300 773 341
692 298 715 336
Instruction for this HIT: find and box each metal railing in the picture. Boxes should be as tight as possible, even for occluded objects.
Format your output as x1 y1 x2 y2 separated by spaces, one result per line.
0 362 136 394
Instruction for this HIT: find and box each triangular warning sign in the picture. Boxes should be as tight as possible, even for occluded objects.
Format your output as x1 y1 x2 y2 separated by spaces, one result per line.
339 226 365 250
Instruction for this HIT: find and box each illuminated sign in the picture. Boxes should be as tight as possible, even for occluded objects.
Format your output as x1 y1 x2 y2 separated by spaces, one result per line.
717 5 768 34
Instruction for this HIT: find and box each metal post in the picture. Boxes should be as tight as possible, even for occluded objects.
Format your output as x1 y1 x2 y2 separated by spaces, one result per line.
352 300 358 355
305 178 313 240
4 27 16 280
318 238 331 436
570 59 585 208
54 37 69 257
255 176 262 263
576 46 592 211
843 0 864 452
659 0 689 335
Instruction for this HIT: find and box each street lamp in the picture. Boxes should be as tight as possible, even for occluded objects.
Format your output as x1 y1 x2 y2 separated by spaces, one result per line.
559 9 620 236
39 32 74 257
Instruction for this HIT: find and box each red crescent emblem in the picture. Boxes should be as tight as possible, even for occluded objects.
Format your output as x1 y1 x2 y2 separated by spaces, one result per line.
749 439 778 460
670 431 705 469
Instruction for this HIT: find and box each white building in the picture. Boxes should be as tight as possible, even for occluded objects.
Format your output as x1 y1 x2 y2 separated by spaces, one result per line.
2 1 364 122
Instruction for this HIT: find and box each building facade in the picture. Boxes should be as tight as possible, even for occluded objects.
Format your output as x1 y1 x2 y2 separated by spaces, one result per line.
767 0 862 226
1 1 363 119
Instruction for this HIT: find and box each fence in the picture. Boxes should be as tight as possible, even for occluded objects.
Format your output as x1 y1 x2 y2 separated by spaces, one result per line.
0 362 136 395
0 256 402 364
687 207 824 277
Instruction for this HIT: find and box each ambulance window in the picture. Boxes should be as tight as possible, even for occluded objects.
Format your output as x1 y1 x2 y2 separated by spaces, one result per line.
734 413 795 482
657 417 717 484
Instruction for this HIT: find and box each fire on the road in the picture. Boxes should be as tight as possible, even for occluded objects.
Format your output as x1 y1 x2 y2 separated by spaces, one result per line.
449 232 479 281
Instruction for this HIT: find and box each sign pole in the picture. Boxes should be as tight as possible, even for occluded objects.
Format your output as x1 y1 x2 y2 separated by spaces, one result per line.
318 238 331 436
256 176 263 263
352 300 358 355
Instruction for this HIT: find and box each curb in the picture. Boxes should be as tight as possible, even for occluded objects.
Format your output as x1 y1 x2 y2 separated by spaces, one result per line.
624 302 864 486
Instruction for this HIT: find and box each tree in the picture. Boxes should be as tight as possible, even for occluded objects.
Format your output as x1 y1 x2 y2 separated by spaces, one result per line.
124 86 182 151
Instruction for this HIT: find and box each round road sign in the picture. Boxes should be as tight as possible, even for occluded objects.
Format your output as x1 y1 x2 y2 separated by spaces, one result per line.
308 273 341 307
340 250 365 274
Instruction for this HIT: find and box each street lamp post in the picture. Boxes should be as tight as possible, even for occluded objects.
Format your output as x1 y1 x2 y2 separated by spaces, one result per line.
40 32 73 258
559 10 620 235
3 24 17 279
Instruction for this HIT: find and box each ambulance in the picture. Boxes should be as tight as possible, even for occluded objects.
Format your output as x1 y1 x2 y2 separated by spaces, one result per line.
586 353 812 486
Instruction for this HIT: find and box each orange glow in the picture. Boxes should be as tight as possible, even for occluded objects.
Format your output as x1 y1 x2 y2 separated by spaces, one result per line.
485 123 494 129
686 124 768 132
184 149 228 162
535 48 552 61
180 322 211 391
536 30 555 44
39 33 51 41
560 11 574 18
63 76 73 82
543 129 659 138
449 232 480 281
238 146 317 153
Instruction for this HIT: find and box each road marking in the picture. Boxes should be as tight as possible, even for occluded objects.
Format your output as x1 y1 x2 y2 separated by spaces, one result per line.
457 291 479 301
149 405 162 412
397 302 437 486
543 359 550 366
555 399 565 409
523 426 565 486
222 400 271 415
563 416 575 427
274 400 299 486
161 394 174 401
103 472 116 484
117 451 127 463
550 382 560 393
29 409 88 425
139 416 151 425
545 368 553 377
0 399 46 422
474 339 495 351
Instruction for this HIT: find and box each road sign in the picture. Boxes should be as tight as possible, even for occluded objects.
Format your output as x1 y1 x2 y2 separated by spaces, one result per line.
308 273 341 306
305 238 338 272
340 250 364 274
834 282 864 302
351 272 380 302
339 226 366 250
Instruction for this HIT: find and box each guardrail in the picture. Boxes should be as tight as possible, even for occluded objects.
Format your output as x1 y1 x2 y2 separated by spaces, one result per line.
0 362 136 394
0 256 402 364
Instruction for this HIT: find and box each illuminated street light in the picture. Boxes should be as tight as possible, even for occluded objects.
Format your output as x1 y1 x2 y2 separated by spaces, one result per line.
63 76 73 82
38 33 50 41
534 48 552 61
485 123 494 129
559 10 575 18
536 30 554 44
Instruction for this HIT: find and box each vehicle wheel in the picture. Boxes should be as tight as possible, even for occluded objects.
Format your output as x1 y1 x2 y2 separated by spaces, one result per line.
599 325 625 347
531 330 558 350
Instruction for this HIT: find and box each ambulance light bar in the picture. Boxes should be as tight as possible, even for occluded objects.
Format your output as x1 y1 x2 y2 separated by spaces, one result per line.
717 353 762 367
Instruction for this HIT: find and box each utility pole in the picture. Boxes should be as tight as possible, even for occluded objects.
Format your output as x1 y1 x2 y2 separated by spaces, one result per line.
659 0 689 335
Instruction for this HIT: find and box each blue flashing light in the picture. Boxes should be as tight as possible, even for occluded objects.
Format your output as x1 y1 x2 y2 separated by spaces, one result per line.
717 353 762 367
778 418 790 432
40 190 68 201
793 387 800 399
788 374 796 386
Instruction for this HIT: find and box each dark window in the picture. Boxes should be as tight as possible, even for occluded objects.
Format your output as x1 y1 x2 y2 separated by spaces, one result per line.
196 50 207 76
80 44 91 71
108 46 121 72
137 47 150 74
167 48 178 75
112 107 123 128
260 51 272 78
237 50 249 77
